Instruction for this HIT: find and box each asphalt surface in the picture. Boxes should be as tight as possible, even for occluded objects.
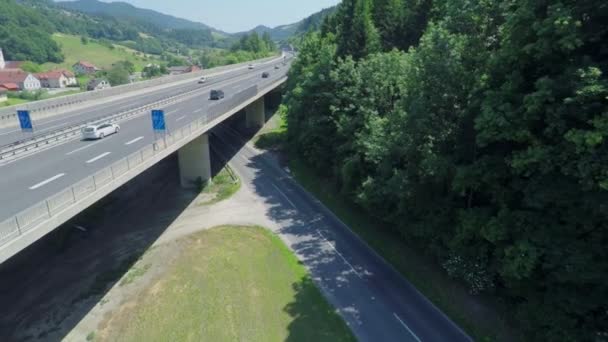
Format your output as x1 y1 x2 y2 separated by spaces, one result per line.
0 60 288 221
210 124 473 342
0 59 284 146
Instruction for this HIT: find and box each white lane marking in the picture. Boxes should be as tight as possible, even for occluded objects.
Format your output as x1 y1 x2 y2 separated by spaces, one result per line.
29 173 65 190
86 152 111 164
125 136 144 145
393 313 422 342
0 59 285 138
193 108 204 113
176 115 186 122
317 230 363 279
271 183 296 209
66 138 108 155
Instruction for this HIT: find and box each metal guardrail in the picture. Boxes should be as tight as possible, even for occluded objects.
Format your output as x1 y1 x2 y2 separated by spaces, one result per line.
0 54 282 124
0 80 288 249
0 61 278 163
0 84 203 162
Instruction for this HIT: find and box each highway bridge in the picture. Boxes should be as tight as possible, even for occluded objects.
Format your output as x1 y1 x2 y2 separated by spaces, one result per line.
0 55 289 263
0 53 475 342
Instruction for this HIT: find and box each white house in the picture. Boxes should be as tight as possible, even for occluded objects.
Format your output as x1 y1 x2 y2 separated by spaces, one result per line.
0 48 5 70
0 70 41 90
35 70 78 88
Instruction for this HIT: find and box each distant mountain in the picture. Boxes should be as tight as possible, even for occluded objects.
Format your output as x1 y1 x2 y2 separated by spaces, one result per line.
239 6 337 41
56 0 224 34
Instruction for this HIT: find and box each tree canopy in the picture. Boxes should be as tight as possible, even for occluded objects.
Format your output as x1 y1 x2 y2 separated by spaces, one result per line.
284 0 608 340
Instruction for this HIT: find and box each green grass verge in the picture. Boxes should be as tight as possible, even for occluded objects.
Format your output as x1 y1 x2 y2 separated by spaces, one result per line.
120 263 152 287
43 34 155 72
288 157 515 342
103 226 355 342
254 106 287 150
0 98 29 107
199 167 241 205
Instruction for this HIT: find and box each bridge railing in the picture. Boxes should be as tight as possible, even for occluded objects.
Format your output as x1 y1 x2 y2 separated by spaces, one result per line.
0 54 282 127
0 82 272 249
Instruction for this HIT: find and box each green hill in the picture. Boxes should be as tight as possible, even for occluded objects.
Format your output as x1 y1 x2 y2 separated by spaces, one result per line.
42 34 158 72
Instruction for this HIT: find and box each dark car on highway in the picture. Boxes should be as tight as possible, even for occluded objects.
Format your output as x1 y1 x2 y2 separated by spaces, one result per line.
262 72 270 78
210 89 224 100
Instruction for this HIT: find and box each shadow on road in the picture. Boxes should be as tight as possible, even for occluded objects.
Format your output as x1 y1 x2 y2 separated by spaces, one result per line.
212 119 362 341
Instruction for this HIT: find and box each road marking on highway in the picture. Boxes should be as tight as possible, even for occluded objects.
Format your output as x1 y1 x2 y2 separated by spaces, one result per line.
193 108 204 113
271 183 297 209
393 313 422 342
66 138 109 155
125 136 144 145
317 230 363 279
86 152 111 164
176 115 187 122
29 173 65 190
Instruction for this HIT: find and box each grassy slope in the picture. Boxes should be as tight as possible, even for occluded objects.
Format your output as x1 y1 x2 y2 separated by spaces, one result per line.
199 167 241 205
103 226 355 342
43 34 156 72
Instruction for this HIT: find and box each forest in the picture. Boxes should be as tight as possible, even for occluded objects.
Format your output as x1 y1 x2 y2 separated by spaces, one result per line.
284 0 608 340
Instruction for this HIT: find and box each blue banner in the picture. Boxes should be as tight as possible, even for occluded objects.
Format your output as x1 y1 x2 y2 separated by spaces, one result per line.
151 110 166 132
17 110 33 133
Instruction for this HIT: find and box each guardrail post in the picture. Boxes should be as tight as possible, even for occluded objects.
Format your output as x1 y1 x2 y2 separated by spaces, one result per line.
71 187 76 202
45 200 52 218
14 217 22 235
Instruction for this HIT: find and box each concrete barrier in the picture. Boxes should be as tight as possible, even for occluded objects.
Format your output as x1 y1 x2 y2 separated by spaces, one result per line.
0 54 282 128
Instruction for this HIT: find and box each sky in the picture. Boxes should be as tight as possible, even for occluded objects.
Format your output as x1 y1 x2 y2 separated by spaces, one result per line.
101 0 341 33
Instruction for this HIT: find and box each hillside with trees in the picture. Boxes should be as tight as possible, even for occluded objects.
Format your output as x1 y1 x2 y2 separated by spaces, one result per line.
0 0 63 63
283 0 608 340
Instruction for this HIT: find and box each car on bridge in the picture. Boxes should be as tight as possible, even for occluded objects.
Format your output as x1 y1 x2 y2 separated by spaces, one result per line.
82 123 120 140
262 72 270 78
210 89 225 100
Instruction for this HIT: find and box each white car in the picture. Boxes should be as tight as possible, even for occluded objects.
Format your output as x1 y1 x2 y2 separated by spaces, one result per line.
82 123 120 140
248 64 255 69
198 76 207 84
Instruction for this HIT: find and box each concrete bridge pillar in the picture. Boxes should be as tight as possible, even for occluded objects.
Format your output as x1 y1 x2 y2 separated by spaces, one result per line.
178 133 211 188
245 97 265 129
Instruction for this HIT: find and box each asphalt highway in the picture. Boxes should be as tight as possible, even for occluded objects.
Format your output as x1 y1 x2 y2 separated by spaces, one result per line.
0 57 284 146
0 60 288 221
211 125 473 342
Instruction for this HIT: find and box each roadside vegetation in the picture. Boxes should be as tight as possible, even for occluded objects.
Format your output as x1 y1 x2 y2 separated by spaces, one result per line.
254 104 288 150
281 0 608 340
100 226 355 342
198 166 241 205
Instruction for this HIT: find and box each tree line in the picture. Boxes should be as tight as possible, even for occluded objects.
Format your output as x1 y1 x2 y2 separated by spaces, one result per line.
232 31 276 54
284 0 607 340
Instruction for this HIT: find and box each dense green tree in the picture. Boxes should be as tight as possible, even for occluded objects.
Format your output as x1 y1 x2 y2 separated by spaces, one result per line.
336 0 380 59
106 65 130 86
283 0 608 340
372 0 404 51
